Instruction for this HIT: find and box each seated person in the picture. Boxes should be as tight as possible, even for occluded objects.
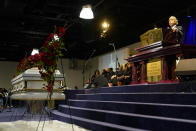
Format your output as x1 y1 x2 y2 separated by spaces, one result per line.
88 69 108 88
117 64 124 86
0 89 3 111
123 63 132 85
74 86 78 90
111 65 124 86
94 74 108 88
105 68 115 81
105 68 115 87
91 69 100 83
101 69 107 78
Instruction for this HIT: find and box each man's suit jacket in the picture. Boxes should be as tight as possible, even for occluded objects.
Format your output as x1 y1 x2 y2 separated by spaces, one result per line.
164 25 183 44
174 26 183 43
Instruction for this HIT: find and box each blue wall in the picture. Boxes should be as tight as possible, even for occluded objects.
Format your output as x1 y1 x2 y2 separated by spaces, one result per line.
183 16 196 45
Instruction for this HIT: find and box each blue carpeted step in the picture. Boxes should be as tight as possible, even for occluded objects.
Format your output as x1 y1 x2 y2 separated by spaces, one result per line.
57 105 196 131
75 93 196 105
84 82 196 94
66 99 196 120
51 110 149 131
64 90 85 99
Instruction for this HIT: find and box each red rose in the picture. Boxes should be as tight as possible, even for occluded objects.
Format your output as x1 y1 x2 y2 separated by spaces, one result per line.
28 55 33 61
48 45 54 51
54 42 59 47
39 71 42 75
47 85 52 91
59 27 65 34
42 57 49 64
41 72 48 77
39 52 45 60
48 52 55 57
34 54 40 62
58 27 65 37
49 60 54 66
47 33 54 41
40 52 44 56
38 65 42 70
34 54 39 57
43 41 48 47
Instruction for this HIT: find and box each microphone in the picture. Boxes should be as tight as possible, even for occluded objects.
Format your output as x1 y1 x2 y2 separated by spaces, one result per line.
166 27 170 30
171 25 177 29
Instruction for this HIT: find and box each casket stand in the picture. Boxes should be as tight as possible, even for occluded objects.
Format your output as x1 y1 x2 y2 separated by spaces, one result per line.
11 68 65 114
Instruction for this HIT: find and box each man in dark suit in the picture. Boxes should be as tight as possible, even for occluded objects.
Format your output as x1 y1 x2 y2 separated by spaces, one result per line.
169 16 183 42
88 69 108 88
164 16 183 44
94 74 108 88
165 16 183 81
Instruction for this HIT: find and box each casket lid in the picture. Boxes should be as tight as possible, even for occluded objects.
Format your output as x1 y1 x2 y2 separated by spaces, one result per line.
11 68 64 84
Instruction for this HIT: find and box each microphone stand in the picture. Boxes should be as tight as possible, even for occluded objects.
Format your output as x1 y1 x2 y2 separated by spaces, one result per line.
82 50 96 87
109 43 120 72
109 43 120 85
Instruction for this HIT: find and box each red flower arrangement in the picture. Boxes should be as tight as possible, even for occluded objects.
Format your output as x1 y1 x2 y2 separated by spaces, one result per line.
16 27 66 93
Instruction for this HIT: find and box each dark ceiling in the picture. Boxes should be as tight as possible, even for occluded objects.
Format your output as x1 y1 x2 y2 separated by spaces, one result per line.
0 0 195 61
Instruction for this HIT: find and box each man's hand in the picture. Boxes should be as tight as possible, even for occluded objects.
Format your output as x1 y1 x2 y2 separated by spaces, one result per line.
111 75 116 79
172 27 177 32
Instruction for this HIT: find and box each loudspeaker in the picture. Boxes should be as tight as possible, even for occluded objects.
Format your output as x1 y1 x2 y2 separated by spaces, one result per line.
175 58 196 75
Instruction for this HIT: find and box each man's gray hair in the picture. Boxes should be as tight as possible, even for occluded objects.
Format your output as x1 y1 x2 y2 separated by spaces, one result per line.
169 16 178 25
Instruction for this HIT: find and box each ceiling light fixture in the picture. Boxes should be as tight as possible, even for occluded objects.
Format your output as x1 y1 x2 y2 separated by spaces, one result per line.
100 20 110 38
102 21 110 29
79 5 94 19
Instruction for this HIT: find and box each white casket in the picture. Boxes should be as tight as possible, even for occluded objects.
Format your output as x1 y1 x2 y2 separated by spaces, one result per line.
11 68 65 100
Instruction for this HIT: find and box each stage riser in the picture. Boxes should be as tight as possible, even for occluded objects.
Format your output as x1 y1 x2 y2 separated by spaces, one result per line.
53 82 196 130
56 106 196 131
66 101 196 120
51 114 118 131
75 94 196 105
64 90 85 99
84 82 196 94
51 111 144 131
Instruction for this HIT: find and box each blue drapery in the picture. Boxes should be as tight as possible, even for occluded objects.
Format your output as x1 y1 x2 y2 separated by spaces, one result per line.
183 16 196 45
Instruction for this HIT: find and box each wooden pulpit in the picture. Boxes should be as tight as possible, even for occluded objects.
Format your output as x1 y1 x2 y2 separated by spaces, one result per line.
127 41 196 84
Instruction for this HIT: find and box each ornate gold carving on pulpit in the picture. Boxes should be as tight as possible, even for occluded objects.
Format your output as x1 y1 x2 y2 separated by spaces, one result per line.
147 58 162 82
140 28 163 47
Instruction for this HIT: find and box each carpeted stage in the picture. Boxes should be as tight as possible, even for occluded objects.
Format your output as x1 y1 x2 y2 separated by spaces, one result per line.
1 82 196 131
52 81 196 131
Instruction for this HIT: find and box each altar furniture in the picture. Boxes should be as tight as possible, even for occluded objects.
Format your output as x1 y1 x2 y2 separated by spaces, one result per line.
127 42 196 83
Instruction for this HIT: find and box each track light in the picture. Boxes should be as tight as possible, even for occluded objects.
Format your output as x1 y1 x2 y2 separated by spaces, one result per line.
79 5 94 19
102 21 110 29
